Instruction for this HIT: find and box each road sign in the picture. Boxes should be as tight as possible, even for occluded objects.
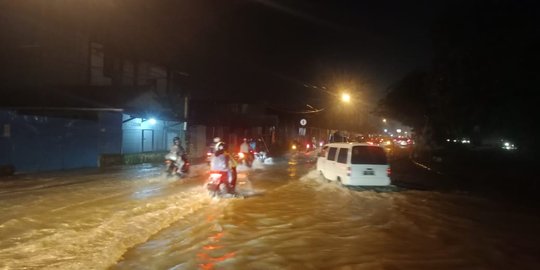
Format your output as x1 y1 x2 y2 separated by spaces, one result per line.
300 119 307 126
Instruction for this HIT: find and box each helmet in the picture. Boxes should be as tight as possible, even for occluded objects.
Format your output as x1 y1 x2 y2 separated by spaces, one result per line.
213 137 221 143
215 142 226 151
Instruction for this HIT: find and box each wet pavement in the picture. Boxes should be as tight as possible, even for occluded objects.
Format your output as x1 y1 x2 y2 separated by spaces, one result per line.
1 152 539 269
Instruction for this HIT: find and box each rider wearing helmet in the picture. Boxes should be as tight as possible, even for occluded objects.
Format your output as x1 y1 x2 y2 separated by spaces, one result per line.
210 142 237 192
206 137 222 165
208 137 221 155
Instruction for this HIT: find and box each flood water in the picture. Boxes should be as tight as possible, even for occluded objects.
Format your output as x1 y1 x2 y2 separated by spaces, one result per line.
1 154 539 270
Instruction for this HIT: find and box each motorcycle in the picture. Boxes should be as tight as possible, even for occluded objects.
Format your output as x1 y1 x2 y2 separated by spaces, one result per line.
236 151 254 167
164 153 190 178
254 151 268 162
206 168 238 197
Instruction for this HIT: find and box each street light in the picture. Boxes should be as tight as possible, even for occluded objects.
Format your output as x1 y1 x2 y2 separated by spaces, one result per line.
341 93 351 103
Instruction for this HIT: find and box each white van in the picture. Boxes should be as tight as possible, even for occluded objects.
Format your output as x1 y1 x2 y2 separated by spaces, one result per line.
316 143 391 186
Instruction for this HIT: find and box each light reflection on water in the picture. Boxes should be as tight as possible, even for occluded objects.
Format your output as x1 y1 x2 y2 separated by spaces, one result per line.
197 231 236 270
287 159 297 179
114 158 540 270
1 158 540 269
287 155 298 179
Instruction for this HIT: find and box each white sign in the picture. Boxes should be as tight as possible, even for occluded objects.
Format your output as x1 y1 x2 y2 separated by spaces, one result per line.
300 119 307 126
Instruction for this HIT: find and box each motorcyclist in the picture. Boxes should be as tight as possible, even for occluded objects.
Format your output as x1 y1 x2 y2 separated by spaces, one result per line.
206 137 221 165
210 142 237 193
210 137 221 153
239 138 253 166
169 137 187 172
240 138 250 153
170 137 185 157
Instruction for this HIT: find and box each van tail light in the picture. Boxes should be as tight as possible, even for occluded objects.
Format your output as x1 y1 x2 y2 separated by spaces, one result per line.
347 166 351 176
387 168 391 177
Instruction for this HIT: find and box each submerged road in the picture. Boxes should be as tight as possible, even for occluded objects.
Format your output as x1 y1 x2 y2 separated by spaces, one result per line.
1 153 539 269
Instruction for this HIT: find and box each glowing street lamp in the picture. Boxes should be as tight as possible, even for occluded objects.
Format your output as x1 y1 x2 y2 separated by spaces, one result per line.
341 93 351 103
382 118 387 123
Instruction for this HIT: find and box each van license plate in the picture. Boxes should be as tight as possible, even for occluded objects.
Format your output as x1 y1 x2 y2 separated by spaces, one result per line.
363 170 374 175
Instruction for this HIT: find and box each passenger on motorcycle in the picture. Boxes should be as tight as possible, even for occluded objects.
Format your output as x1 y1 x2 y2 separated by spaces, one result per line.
169 137 188 170
170 137 185 157
170 137 186 160
249 139 257 152
210 142 237 192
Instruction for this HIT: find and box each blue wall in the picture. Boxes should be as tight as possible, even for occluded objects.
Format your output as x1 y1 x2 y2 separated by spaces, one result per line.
0 110 122 173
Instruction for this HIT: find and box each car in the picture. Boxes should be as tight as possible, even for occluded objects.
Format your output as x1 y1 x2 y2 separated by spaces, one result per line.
393 137 413 148
316 142 391 186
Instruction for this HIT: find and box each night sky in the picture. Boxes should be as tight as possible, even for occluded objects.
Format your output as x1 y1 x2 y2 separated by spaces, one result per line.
95 0 447 108
2 0 452 109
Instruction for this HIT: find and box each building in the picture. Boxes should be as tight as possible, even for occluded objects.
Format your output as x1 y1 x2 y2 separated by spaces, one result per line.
0 4 188 173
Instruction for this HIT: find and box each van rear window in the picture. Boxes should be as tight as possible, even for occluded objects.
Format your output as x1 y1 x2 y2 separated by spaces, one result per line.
351 146 387 164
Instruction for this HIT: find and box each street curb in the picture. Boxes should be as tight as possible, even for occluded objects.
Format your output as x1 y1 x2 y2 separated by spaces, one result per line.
409 157 446 176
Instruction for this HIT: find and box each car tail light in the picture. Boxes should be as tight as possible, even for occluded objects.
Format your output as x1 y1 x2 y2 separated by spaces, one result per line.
347 166 351 176
387 168 391 177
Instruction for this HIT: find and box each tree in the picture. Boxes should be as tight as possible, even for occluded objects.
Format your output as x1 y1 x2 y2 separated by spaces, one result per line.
376 70 430 131
379 0 539 152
